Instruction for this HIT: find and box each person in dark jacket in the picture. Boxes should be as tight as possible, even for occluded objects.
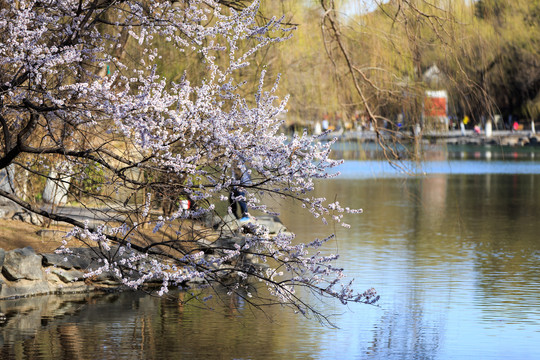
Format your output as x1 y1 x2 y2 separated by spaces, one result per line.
230 160 252 221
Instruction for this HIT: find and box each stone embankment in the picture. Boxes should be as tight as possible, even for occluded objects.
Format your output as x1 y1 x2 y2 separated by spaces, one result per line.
0 246 101 299
0 214 289 300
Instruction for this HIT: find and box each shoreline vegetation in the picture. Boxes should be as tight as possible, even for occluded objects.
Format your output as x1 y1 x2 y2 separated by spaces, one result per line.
0 214 289 300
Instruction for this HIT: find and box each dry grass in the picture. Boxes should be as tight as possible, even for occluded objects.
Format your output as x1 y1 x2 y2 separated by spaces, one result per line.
0 218 219 256
0 219 67 253
121 219 220 258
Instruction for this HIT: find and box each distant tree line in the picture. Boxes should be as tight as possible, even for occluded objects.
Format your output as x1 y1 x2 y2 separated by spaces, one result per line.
222 0 540 131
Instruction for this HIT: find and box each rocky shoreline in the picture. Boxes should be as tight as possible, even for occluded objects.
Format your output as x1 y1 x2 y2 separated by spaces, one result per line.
0 246 99 300
0 214 289 300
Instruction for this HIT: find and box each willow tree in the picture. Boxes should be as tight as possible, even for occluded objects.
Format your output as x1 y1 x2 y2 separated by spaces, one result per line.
0 0 378 317
320 0 540 129
466 0 540 122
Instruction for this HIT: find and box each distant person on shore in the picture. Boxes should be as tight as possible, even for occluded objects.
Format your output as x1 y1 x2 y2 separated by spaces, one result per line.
461 115 468 135
322 119 329 132
463 115 470 128
230 160 252 221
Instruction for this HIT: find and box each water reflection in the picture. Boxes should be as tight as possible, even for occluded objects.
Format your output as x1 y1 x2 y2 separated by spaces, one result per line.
1 171 540 359
330 141 540 162
333 160 540 178
0 289 328 359
276 173 540 358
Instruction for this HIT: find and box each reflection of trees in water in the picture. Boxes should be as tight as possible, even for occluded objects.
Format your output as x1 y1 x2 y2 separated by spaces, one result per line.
276 172 540 356
462 176 540 323
449 174 540 294
330 141 540 162
2 173 540 358
423 173 540 325
0 292 116 359
366 306 443 359
406 173 540 325
329 141 409 161
362 233 446 359
0 287 324 359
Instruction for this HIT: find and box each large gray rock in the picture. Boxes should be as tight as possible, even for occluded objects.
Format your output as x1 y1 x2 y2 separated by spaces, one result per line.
210 214 240 231
0 208 9 218
0 166 21 209
2 247 45 281
50 268 84 283
43 247 114 272
0 279 51 298
12 211 44 226
251 215 287 234
0 245 167 299
0 166 15 194
41 253 76 270
216 235 247 249
0 201 21 218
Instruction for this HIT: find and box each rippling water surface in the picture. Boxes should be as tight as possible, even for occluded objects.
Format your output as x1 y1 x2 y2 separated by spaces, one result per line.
1 145 540 359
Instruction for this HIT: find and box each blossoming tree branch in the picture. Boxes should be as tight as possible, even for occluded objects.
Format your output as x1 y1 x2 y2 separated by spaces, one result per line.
0 0 377 316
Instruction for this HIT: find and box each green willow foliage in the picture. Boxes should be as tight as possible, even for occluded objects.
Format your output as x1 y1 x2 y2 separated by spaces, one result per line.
204 0 540 126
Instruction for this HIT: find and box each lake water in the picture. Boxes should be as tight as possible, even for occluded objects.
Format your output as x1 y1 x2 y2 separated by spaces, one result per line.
1 145 540 359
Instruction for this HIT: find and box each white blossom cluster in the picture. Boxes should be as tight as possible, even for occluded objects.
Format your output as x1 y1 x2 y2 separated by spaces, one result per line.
0 0 377 314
